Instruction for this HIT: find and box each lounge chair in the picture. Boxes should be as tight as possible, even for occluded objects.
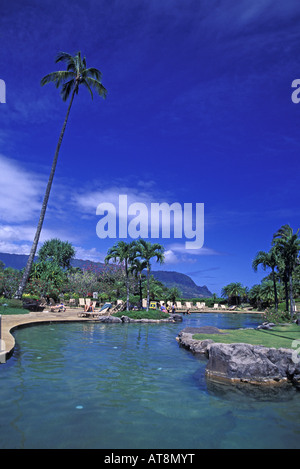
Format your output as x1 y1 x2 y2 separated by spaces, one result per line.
221 305 226 310
213 304 219 309
228 305 237 310
97 303 112 316
50 299 66 312
175 302 184 310
110 301 125 313
185 302 192 309
78 303 111 318
79 298 85 307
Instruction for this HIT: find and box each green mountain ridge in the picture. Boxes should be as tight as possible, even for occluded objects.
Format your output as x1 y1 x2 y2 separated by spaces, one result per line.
0 252 212 299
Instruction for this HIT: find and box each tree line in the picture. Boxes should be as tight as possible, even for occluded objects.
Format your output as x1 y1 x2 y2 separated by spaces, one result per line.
0 238 182 312
221 224 300 318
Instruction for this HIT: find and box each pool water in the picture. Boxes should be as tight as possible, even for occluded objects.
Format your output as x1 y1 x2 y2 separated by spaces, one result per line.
0 313 300 449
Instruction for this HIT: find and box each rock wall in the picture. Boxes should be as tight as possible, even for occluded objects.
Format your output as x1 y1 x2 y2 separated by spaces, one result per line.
177 327 300 387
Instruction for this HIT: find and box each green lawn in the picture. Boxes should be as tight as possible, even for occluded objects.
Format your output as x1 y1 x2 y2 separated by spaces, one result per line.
0 306 29 315
193 324 300 349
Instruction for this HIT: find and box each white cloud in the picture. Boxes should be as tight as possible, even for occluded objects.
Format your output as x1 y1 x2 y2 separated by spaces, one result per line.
73 246 106 263
162 243 223 265
0 154 44 223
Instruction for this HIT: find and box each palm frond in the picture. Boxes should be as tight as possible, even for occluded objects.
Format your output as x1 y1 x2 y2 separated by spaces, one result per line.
41 70 76 89
60 79 76 101
40 71 61 87
85 67 102 81
81 79 94 99
85 77 107 98
56 52 74 65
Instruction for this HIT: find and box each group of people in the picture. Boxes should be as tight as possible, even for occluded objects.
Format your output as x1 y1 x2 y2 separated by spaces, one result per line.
160 302 176 314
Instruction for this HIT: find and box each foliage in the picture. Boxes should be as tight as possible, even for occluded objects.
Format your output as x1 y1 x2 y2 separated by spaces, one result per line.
0 268 22 299
263 308 292 324
105 241 137 310
249 224 300 317
41 51 107 102
221 282 247 305
0 297 29 315
133 239 165 311
38 238 75 269
272 224 300 317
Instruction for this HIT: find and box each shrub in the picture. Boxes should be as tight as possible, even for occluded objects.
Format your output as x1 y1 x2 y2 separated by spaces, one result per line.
264 307 292 324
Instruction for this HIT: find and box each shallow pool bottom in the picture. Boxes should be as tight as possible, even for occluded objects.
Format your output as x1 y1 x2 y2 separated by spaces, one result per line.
0 313 300 449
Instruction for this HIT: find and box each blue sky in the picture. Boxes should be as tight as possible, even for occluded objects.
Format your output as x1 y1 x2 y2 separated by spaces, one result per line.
0 0 300 295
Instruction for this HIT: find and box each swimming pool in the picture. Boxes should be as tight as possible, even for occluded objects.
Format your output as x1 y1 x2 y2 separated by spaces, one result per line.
0 313 300 449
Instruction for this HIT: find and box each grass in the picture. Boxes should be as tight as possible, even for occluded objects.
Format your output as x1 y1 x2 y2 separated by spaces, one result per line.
0 306 29 315
0 299 29 315
193 324 300 349
113 309 171 320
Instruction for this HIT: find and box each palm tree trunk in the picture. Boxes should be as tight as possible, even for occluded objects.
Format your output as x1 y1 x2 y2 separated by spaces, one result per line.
125 260 129 311
272 268 278 311
284 278 289 312
138 273 143 309
14 88 76 299
289 274 294 318
146 266 150 311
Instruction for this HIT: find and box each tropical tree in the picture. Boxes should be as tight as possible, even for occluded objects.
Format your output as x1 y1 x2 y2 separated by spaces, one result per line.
15 51 107 298
142 276 167 303
252 247 280 311
105 241 137 311
221 282 247 306
272 224 300 317
0 268 22 299
27 259 67 300
248 284 263 309
166 286 181 305
134 240 165 311
38 238 75 269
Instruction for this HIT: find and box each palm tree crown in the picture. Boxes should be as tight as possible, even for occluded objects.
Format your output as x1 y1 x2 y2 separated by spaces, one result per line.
41 51 107 101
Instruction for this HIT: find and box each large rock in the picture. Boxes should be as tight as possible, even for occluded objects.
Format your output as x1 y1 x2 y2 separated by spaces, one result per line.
97 316 122 323
205 342 300 386
177 329 216 354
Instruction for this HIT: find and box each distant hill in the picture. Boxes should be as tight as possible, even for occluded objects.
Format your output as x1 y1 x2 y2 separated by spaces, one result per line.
151 270 212 298
0 252 212 298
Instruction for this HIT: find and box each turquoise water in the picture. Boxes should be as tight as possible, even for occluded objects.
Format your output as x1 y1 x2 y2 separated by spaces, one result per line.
1 313 300 449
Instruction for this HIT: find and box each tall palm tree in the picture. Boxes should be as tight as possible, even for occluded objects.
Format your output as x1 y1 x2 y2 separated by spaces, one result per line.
272 224 300 317
252 247 279 311
105 241 137 311
134 240 165 311
15 51 107 298
129 258 147 309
